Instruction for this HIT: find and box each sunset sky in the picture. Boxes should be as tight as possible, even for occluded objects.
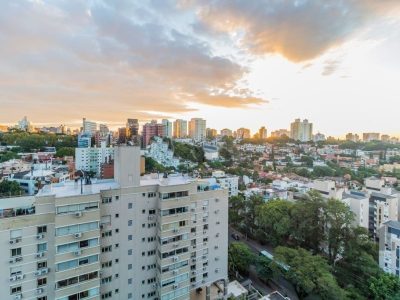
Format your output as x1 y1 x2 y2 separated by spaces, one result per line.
1 0 400 137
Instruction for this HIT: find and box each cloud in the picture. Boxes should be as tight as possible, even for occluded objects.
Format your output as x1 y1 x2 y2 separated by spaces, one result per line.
322 60 341 76
189 0 400 62
0 0 266 125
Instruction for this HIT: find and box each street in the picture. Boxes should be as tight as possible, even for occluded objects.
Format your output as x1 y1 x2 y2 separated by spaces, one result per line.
228 227 299 300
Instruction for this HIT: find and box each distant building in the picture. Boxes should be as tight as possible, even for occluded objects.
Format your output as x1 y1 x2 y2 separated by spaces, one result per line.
220 128 233 137
346 133 360 142
258 126 267 139
212 170 239 197
82 118 97 136
126 118 139 142
381 134 391 142
203 143 219 160
162 119 173 138
77 133 92 148
118 127 127 144
271 129 290 138
146 136 179 168
173 119 188 138
236 128 251 139
142 120 165 147
17 116 33 132
100 158 114 179
75 142 114 177
313 132 326 142
379 220 400 277
0 125 8 132
363 132 380 142
189 118 206 141
290 118 313 142
206 128 217 139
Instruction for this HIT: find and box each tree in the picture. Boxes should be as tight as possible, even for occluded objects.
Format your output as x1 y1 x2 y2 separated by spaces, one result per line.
256 199 293 246
242 194 264 238
56 147 75 158
273 247 346 299
228 242 254 276
229 195 246 228
368 272 400 300
0 180 24 196
325 198 355 264
255 255 273 282
291 190 326 253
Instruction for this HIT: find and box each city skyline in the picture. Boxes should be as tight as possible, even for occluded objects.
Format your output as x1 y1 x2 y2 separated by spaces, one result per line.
1 1 400 137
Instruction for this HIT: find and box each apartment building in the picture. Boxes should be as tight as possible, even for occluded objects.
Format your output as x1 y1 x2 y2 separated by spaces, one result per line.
0 146 228 300
188 119 206 141
379 220 400 277
173 120 188 139
290 119 313 142
75 142 114 177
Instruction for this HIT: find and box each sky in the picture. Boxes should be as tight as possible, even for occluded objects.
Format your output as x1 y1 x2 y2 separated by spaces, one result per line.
0 0 400 137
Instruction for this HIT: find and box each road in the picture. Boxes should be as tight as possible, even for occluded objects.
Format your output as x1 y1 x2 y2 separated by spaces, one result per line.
229 227 299 300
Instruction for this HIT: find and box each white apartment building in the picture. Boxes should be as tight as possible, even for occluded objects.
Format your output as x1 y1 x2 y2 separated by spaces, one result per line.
147 137 180 168
75 142 114 177
212 171 239 197
188 119 206 141
83 118 97 136
290 119 313 142
379 220 400 277
0 146 228 300
342 192 369 229
311 180 344 200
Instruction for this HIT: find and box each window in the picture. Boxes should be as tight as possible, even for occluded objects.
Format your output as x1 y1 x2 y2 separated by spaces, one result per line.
38 297 47 300
57 255 99 271
101 291 112 299
101 246 112 253
37 226 47 234
102 261 112 268
37 243 47 252
102 197 112 204
142 209 146 214
115 228 119 233
128 249 133 255
57 202 99 214
128 203 133 209
148 192 156 198
128 278 133 285
115 196 119 200
128 220 133 226
10 229 22 239
10 285 21 294
37 277 47 287
56 221 98 236
149 209 156 215
11 248 21 257
128 264 132 270
102 231 112 238
128 235 132 241
101 276 112 284
115 243 119 248
115 214 119 218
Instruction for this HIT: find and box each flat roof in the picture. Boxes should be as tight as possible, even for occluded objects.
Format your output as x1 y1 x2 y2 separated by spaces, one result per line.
385 220 400 230
0 196 35 210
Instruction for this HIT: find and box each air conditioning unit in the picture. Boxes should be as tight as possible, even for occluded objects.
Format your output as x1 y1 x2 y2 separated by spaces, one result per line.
74 232 82 238
152 284 157 289
203 231 207 235
215 268 220 273
214 210 219 214
203 267 206 271
190 208 195 212
36 288 44 295
74 250 82 256
16 256 23 262
215 233 219 237
9 275 17 282
173 256 178 262
14 294 22 300
41 268 49 274
36 252 45 258
215 257 219 261
74 211 83 217
9 258 16 264
172 284 178 289
173 243 179 248
202 218 207 222
214 246 219 249
9 239 16 244
172 270 178 275
202 255 207 259
192 258 196 263
192 271 196 275
202 207 207 211
215 198 219 202
16 274 25 280
191 283 196 288
35 270 42 276
202 279 206 284
36 234 45 240
100 224 104 230
172 229 179 233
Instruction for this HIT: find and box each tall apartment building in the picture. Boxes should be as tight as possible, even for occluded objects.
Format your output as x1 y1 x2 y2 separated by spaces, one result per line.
206 128 217 139
220 129 233 137
379 220 400 277
173 120 188 139
162 119 173 138
290 119 313 142
270 129 290 138
126 119 139 140
78 133 92 148
0 146 229 300
75 142 114 177
345 133 360 142
188 119 206 141
363 132 380 142
83 118 97 136
258 127 267 139
142 121 165 148
235 128 250 139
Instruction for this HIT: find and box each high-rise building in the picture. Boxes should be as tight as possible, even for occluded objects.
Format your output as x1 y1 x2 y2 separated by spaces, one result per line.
258 126 267 139
189 118 206 141
126 119 139 140
78 133 92 148
271 129 290 138
142 120 165 147
162 119 173 138
345 133 360 142
290 119 313 142
0 146 229 300
118 127 127 144
75 141 114 177
173 119 188 138
82 118 97 136
363 132 380 142
17 116 32 132
381 134 391 142
235 128 250 139
206 128 217 139
313 132 326 142
379 220 400 277
220 129 233 137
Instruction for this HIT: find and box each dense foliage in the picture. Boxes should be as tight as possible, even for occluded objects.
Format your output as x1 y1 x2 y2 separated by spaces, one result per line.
172 142 204 164
229 191 400 299
0 180 24 196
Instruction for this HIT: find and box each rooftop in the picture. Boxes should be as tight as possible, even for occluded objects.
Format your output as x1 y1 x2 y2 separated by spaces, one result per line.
385 220 400 230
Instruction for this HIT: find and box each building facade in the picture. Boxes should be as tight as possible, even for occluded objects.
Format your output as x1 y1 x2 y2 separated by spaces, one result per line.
290 119 313 142
142 121 166 148
75 143 114 177
0 146 228 300
188 119 206 141
83 118 97 136
379 221 400 277
173 120 188 139
162 120 173 139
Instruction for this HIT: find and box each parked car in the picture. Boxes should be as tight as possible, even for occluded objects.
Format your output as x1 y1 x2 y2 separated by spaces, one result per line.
231 233 240 240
